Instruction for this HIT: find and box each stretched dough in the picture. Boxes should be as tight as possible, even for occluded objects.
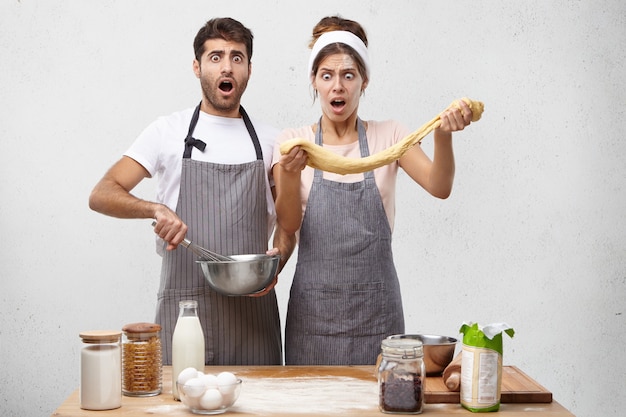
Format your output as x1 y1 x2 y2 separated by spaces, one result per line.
280 98 484 175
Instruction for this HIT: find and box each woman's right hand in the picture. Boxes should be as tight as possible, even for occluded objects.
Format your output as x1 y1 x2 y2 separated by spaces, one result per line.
279 145 308 173
273 146 307 234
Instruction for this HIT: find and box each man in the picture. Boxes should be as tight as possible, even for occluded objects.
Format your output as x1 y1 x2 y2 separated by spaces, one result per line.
89 17 294 365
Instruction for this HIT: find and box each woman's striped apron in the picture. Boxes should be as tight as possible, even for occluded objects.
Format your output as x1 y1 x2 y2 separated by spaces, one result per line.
285 118 404 365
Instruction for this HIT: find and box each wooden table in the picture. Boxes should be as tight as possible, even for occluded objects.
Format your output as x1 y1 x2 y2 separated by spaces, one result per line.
51 366 575 416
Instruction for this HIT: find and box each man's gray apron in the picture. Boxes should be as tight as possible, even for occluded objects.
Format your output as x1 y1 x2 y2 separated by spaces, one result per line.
285 119 405 365
155 103 281 366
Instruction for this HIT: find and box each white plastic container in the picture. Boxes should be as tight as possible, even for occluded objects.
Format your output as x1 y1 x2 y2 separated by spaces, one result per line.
79 330 122 410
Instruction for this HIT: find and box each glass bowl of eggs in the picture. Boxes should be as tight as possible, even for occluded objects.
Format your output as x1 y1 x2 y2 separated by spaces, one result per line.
177 368 242 414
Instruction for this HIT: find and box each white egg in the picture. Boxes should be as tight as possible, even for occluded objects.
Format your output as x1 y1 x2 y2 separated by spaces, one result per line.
183 377 207 398
199 388 223 410
196 370 205 378
181 393 201 409
200 373 219 389
221 391 236 406
216 371 238 395
177 367 200 386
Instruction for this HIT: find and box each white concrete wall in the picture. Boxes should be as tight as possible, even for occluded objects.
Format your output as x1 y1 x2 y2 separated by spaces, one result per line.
1 1 624 416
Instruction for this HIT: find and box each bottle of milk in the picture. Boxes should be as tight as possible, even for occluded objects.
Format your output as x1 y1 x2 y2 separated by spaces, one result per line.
171 299 205 400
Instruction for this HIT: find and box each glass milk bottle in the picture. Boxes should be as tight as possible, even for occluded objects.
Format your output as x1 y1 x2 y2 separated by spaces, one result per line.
171 300 205 400
79 330 122 410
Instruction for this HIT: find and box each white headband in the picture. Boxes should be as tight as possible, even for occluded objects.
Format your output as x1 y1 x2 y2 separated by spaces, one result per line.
307 30 370 79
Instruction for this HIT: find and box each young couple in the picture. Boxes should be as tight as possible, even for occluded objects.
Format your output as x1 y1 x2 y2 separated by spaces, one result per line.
89 16 475 366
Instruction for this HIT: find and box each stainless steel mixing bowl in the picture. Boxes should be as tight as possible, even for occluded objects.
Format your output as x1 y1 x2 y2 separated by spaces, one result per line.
197 254 280 296
387 334 458 375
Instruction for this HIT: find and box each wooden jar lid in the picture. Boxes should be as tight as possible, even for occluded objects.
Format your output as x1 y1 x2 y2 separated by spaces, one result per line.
122 322 162 334
79 330 122 344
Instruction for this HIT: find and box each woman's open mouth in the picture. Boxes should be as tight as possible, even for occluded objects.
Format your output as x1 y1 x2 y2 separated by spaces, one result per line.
329 99 347 114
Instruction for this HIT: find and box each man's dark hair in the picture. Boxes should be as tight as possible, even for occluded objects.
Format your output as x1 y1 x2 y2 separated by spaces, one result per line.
193 18 254 62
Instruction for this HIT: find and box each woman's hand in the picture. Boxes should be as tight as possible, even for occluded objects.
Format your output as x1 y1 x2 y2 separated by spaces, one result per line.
438 99 473 133
274 146 307 234
413 97 475 199
279 145 308 173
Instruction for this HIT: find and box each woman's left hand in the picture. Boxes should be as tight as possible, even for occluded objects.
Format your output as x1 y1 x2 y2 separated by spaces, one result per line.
438 99 473 133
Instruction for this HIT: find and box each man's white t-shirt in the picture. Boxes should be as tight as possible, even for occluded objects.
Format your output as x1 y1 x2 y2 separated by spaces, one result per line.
125 107 279 240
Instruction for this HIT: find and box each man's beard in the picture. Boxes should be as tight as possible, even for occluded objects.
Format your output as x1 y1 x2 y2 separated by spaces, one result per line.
200 76 248 113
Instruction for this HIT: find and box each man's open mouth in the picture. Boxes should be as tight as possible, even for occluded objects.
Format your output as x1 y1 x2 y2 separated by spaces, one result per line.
219 81 233 92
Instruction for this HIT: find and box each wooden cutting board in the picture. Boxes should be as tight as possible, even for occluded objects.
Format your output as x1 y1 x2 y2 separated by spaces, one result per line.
425 366 553 403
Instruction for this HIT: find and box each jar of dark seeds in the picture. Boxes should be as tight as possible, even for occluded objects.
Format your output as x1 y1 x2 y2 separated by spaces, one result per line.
122 322 162 397
378 337 425 414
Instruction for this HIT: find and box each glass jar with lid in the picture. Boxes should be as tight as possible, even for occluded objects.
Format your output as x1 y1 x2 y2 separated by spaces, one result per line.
79 330 122 410
377 337 425 414
122 322 162 397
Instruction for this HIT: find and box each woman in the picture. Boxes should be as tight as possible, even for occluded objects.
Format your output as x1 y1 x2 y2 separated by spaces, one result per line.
272 16 474 365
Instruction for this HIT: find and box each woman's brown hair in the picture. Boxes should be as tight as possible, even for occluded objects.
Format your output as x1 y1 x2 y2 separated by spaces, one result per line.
308 16 369 83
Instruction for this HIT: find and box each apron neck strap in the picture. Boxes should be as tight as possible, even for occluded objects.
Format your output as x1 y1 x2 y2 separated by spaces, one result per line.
183 102 264 160
183 102 205 159
239 105 264 161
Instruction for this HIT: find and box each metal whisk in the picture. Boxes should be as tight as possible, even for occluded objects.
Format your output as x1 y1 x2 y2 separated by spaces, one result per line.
179 238 233 262
151 221 233 262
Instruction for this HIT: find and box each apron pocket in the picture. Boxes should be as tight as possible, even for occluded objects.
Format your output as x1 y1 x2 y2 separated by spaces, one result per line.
292 281 389 337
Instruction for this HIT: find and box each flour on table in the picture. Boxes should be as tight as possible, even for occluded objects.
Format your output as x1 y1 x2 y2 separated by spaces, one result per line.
233 376 378 415
143 404 190 415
